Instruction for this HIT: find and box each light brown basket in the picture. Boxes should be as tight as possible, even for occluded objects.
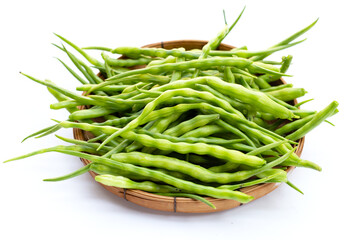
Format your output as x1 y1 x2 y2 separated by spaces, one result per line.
73 40 304 213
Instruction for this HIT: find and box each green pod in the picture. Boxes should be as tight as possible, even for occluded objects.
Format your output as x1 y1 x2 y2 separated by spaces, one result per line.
111 150 292 184
95 175 180 193
90 163 168 185
286 101 339 141
57 150 255 203
217 171 286 190
255 169 288 183
254 76 272 89
163 114 220 137
147 55 177 67
275 115 314 135
136 129 243 145
140 113 183 153
267 88 307 102
69 107 118 121
89 59 287 93
261 83 293 92
180 125 224 138
58 121 266 168
153 77 295 119
102 52 153 67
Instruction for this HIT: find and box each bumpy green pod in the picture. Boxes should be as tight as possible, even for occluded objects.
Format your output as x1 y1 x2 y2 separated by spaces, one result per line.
163 114 220 137
89 59 287 93
180 125 224 138
136 129 243 145
98 88 246 149
120 131 266 168
95 175 180 193
58 120 265 168
111 150 293 184
151 77 295 119
138 113 183 153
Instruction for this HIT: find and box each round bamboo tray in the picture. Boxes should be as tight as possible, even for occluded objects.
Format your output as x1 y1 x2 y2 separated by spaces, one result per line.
73 40 304 213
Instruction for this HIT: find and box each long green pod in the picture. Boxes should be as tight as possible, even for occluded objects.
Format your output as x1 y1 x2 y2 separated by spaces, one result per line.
90 163 159 182
151 77 295 119
147 55 177 67
286 101 339 141
198 20 229 59
195 84 251 113
275 108 338 136
103 139 133 158
205 77 296 119
95 175 180 193
78 74 170 89
267 88 307 102
128 113 183 153
237 123 321 171
102 52 153 67
88 95 155 108
68 107 118 121
227 142 278 155
50 100 83 110
193 25 229 77
216 120 255 147
275 115 314 135
147 100 287 146
111 46 200 59
111 149 293 184
88 59 288 93
6 149 253 203
138 101 293 146
58 121 266 168
136 129 243 145
163 114 220 137
255 169 288 183
118 131 264 168
218 171 286 190
261 83 293 92
109 40 302 60
180 125 224 138
98 88 246 149
208 141 286 173
107 119 154 157
76 84 131 92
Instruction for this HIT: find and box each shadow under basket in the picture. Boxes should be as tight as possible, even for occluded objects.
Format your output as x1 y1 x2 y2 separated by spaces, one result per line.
73 40 304 213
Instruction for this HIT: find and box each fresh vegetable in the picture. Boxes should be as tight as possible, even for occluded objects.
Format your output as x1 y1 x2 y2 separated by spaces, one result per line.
4 8 338 210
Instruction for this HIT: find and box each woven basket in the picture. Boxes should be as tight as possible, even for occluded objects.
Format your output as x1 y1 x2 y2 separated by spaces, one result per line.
73 40 304 213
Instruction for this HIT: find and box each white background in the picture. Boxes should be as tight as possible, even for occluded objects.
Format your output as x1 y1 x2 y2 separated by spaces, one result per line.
0 0 359 239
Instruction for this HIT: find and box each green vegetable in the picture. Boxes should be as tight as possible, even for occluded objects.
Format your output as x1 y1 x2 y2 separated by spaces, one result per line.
4 9 338 210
